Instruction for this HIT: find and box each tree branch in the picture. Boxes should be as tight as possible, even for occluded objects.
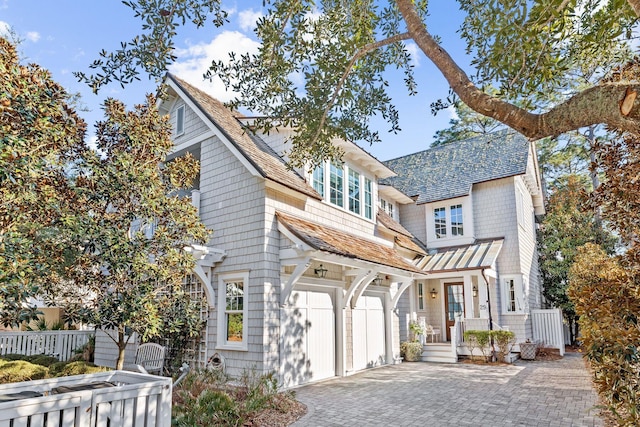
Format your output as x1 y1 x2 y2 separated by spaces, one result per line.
313 32 412 144
396 0 640 139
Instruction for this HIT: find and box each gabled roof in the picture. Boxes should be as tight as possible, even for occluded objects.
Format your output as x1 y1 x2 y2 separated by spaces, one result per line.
276 211 424 274
418 239 504 273
382 130 530 204
166 74 320 200
376 210 427 255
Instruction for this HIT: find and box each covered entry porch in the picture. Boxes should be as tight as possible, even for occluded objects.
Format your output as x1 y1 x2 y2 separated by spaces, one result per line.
276 211 427 387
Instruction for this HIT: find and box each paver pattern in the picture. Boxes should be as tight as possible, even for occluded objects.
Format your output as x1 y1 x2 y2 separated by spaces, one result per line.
292 352 602 427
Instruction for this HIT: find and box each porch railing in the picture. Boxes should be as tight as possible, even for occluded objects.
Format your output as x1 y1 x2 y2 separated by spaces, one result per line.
0 330 94 362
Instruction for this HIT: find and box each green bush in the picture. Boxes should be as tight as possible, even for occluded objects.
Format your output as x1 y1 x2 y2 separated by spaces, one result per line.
172 369 287 427
493 330 516 362
464 330 492 361
400 341 422 362
0 360 48 383
0 354 59 366
49 361 106 377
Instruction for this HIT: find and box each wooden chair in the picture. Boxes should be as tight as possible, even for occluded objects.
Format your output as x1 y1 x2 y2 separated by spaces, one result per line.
132 343 166 375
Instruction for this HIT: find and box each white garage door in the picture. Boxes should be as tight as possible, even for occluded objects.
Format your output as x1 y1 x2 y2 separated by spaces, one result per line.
283 287 335 386
352 293 386 371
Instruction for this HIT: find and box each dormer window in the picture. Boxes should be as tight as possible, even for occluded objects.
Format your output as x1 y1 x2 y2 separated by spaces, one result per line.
310 162 374 220
380 198 394 218
434 204 464 239
176 104 185 136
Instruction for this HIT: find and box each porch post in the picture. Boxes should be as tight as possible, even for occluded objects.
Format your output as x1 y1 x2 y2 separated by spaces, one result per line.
463 274 474 319
384 291 394 364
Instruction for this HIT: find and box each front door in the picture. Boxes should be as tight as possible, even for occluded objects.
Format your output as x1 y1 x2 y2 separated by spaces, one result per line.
445 283 465 341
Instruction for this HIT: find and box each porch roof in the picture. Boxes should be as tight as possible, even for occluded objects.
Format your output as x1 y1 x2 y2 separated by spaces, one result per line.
276 211 425 275
418 239 504 273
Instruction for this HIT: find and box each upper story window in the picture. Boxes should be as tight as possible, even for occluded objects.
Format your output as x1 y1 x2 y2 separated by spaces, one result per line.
434 207 447 238
434 205 464 239
176 104 185 136
348 169 361 215
329 162 344 207
312 166 324 197
380 198 394 218
310 161 374 220
450 204 463 236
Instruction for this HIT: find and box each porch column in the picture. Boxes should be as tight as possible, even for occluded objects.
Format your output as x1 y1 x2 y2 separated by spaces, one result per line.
384 292 394 364
336 289 346 377
478 275 490 318
463 274 474 319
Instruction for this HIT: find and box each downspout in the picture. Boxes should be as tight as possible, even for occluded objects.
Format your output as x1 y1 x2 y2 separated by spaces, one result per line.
481 268 496 362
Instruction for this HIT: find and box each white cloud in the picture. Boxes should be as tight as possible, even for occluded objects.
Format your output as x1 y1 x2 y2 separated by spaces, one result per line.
446 105 459 121
238 9 262 32
405 42 420 67
169 31 260 102
0 21 10 38
25 31 40 42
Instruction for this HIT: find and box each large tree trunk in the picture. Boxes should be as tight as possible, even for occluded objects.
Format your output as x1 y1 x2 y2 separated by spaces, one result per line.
396 0 640 140
116 327 126 370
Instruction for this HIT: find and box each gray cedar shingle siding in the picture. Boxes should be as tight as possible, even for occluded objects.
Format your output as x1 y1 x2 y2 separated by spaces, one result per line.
167 74 321 200
381 130 530 204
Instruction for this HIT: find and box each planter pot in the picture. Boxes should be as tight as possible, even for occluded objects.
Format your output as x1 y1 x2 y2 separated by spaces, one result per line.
400 341 422 362
520 342 538 360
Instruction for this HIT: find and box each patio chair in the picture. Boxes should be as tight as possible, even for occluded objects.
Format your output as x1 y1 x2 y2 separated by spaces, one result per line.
131 343 166 375
425 324 440 343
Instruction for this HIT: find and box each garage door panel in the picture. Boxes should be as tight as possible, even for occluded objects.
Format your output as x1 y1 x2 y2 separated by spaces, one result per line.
283 288 335 386
352 294 386 371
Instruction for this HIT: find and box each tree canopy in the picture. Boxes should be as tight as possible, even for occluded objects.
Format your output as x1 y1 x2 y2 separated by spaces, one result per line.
79 0 640 167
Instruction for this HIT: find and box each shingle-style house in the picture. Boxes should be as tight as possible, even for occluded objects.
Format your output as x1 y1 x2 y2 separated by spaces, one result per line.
383 131 545 360
94 75 545 384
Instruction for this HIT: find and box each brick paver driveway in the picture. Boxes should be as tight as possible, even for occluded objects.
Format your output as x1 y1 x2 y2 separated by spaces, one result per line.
292 352 602 427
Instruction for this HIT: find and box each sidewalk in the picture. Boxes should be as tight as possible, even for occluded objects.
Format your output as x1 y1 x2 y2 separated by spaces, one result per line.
292 352 602 426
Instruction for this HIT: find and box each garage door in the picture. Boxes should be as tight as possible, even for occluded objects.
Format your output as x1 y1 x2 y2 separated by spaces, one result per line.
283 288 335 386
352 293 386 371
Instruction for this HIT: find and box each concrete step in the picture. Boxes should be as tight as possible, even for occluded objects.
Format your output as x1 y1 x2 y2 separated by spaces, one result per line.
422 355 458 363
421 343 457 363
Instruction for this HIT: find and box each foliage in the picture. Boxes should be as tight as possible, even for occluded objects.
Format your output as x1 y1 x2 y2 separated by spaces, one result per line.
492 330 516 363
463 330 495 362
0 36 86 327
408 320 424 341
172 369 287 427
538 175 616 344
0 354 107 384
569 244 640 426
42 94 209 370
83 1 640 166
0 360 48 383
399 341 422 362
463 330 479 361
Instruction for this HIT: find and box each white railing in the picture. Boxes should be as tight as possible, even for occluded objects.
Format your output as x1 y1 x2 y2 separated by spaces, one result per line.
532 308 565 356
0 330 94 361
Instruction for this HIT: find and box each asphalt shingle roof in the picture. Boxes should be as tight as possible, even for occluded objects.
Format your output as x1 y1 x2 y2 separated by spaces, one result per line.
382 130 530 204
168 74 321 200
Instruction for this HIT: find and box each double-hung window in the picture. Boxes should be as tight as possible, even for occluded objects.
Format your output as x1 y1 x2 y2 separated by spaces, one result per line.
348 169 361 215
502 275 524 314
450 204 463 236
364 178 373 220
218 272 249 350
329 162 344 207
434 207 447 238
418 283 425 310
312 165 324 197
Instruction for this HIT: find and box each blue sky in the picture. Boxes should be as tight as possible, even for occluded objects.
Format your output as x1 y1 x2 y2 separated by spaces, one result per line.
1 0 469 161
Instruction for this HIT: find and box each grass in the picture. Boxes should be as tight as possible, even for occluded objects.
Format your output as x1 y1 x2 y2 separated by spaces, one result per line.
0 354 107 384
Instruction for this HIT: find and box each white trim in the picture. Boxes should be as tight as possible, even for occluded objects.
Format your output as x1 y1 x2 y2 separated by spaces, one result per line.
170 130 214 155
175 104 185 136
216 271 250 351
164 78 263 178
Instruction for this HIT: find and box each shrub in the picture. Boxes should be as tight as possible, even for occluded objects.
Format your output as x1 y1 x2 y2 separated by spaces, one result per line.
464 330 492 361
49 361 106 377
493 330 516 362
26 354 59 367
400 341 422 362
172 369 286 427
0 361 48 383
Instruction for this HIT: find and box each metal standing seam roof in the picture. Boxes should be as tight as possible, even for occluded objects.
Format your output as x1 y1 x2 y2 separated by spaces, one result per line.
419 239 504 273
381 130 530 204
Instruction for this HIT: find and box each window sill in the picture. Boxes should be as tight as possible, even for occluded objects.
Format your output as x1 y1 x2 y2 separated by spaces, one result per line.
216 343 248 352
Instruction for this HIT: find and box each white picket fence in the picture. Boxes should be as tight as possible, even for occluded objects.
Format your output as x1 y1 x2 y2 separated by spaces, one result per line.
0 330 94 361
532 308 565 356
